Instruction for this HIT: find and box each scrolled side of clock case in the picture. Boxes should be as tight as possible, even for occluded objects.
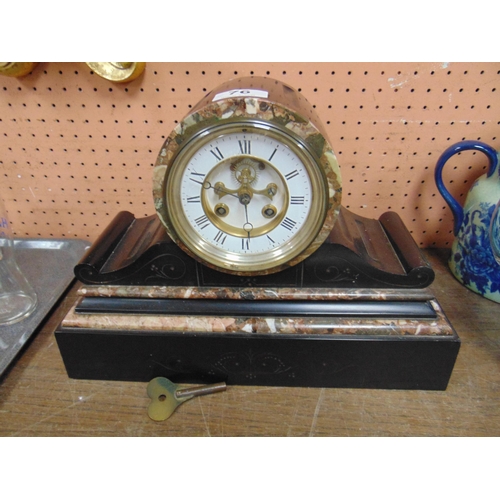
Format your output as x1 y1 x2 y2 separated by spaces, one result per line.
152 77 342 275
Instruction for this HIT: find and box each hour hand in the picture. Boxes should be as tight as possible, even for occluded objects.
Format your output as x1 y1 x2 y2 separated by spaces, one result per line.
207 181 239 200
213 182 239 199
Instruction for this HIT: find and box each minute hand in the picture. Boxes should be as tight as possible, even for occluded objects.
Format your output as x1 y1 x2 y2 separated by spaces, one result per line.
203 181 239 199
243 202 253 240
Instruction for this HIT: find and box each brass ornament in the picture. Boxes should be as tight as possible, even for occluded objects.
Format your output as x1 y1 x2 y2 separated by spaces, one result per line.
0 63 37 77
85 62 145 83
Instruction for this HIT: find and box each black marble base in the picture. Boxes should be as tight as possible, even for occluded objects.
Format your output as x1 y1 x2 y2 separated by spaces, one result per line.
55 324 460 390
56 207 459 390
55 290 460 391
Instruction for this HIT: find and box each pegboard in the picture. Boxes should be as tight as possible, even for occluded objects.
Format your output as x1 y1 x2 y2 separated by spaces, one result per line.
1 62 499 248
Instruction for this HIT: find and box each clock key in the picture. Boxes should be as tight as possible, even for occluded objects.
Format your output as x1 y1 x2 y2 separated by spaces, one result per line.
146 376 227 421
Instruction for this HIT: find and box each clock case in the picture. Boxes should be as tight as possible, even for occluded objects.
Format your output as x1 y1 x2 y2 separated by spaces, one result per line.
153 76 343 275
55 78 460 390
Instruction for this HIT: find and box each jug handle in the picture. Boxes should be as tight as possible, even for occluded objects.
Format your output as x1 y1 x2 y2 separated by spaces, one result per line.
434 140 499 235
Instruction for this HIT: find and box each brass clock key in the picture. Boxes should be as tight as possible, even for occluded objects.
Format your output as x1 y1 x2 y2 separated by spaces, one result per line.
147 377 227 421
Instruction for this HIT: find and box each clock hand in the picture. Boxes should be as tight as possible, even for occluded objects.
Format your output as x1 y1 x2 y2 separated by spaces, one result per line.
202 180 253 239
241 193 253 240
203 181 239 200
243 203 253 240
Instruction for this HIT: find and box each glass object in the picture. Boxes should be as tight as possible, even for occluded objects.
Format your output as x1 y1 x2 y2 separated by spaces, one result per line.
0 198 37 324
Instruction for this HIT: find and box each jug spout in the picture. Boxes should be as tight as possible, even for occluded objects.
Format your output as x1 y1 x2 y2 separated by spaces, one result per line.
435 140 500 303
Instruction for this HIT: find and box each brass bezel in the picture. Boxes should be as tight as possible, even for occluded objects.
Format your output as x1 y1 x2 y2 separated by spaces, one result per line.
162 120 329 274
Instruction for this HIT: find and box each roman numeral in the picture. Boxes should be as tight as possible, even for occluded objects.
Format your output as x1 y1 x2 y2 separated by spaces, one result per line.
290 196 305 205
189 172 205 185
268 148 278 162
187 196 201 203
239 140 251 155
194 215 210 229
210 147 224 161
241 238 250 250
280 217 297 231
285 170 299 181
267 235 275 244
214 231 227 245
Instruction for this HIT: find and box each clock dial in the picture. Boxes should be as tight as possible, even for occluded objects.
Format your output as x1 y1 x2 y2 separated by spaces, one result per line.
183 130 310 250
164 122 325 274
153 76 342 275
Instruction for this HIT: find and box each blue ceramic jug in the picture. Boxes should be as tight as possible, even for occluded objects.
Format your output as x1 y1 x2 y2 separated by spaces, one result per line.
435 140 500 303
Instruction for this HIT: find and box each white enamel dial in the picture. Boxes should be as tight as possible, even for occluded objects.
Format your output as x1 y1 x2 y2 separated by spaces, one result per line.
163 121 329 274
182 132 311 253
